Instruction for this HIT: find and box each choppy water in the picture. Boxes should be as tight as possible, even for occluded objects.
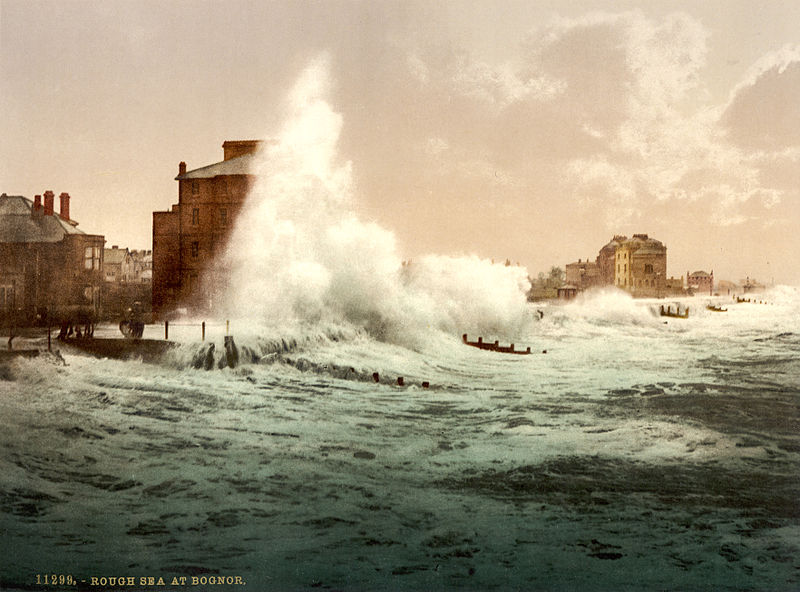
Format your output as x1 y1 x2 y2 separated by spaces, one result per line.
1 288 798 591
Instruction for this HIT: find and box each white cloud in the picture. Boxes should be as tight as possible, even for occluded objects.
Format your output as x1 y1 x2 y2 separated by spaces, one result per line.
720 45 800 151
382 8 795 243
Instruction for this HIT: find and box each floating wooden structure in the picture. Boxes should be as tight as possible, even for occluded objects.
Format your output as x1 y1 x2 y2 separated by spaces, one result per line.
462 334 531 355
706 304 728 312
660 305 689 319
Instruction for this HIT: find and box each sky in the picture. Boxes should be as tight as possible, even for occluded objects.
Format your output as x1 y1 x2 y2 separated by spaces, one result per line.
2 0 799 285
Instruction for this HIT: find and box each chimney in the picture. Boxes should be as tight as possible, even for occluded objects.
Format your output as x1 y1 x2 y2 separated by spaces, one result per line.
32 194 42 217
222 140 262 161
59 192 70 221
179 162 187 176
43 191 55 216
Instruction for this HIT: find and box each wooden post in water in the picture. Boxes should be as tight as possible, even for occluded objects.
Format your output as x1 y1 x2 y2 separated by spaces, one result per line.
202 321 206 341
164 321 169 340
226 319 230 335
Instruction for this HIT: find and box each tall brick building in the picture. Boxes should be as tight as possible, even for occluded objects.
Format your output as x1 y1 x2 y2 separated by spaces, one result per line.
613 234 668 297
0 191 105 325
152 140 262 316
563 234 683 298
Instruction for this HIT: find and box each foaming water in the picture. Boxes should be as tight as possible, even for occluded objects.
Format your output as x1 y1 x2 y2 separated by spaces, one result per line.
2 55 799 591
2 287 799 591
216 55 530 350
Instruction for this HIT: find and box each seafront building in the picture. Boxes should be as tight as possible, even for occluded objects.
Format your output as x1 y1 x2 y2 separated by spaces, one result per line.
561 233 684 299
152 140 262 316
613 234 669 297
687 270 713 295
564 259 602 291
0 192 105 324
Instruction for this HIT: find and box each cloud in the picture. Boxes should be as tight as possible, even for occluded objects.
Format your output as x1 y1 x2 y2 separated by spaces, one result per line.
336 6 798 279
720 45 800 151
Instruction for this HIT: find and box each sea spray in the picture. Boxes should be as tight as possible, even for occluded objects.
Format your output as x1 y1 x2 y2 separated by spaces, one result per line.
217 55 531 348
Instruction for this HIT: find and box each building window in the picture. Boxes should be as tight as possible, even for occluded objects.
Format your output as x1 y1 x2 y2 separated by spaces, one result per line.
644 264 654 274
0 285 13 309
191 241 199 258
219 208 228 226
85 246 101 270
192 181 199 195
192 208 199 225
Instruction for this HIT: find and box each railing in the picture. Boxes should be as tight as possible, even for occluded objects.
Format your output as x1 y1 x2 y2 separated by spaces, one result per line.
161 319 231 341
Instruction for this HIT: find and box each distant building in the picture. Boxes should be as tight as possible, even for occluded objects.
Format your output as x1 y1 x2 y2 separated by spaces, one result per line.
101 246 153 320
741 277 765 293
0 191 104 324
562 233 682 298
597 235 627 285
104 246 135 283
565 259 602 291
687 270 713 295
557 285 578 300
614 234 669 297
131 250 152 284
152 140 262 316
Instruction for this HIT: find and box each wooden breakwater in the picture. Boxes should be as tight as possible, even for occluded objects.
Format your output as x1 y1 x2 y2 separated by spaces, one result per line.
462 334 531 355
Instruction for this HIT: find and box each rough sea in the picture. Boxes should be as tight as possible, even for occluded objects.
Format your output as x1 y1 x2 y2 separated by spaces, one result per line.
3 59 799 591
1 288 799 592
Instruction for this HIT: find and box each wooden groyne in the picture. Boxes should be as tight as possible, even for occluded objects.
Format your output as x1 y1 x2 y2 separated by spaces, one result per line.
660 305 689 319
462 334 531 355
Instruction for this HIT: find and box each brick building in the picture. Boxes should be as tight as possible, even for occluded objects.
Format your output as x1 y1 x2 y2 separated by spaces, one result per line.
687 270 713 295
152 140 262 316
101 246 153 320
597 235 627 285
614 234 669 297
565 259 602 291
0 191 105 325
104 246 135 283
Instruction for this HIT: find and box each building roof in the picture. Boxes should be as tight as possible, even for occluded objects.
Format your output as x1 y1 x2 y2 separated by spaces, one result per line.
175 153 256 180
690 270 711 277
599 235 628 254
0 194 86 243
104 247 130 264
624 234 665 255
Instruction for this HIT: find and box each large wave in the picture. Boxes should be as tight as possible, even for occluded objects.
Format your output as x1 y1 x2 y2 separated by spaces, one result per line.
216 55 531 349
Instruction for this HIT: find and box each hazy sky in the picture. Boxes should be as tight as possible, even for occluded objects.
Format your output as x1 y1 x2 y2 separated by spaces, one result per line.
2 0 799 285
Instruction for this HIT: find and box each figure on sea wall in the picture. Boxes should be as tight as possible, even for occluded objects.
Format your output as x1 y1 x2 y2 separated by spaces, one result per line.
119 301 145 339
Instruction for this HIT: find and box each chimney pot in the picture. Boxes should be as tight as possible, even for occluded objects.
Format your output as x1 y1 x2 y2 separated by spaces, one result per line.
179 161 187 176
32 195 42 217
43 191 55 216
59 192 70 221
